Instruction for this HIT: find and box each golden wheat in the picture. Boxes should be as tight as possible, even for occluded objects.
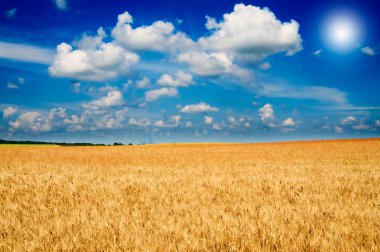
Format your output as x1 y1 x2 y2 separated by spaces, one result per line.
1 139 380 251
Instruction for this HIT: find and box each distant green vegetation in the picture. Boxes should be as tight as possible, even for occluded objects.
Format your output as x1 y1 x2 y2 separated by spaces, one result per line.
0 139 129 146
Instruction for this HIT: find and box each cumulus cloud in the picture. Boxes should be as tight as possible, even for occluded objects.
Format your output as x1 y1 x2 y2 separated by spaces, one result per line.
282 117 295 127
341 116 356 125
259 103 275 127
128 118 151 127
0 41 54 64
158 71 193 87
212 122 224 130
334 126 343 133
145 87 178 102
112 11 194 52
82 90 124 110
136 77 151 89
204 116 213 124
153 115 181 128
180 102 219 113
177 51 250 80
198 4 302 64
3 107 17 118
49 28 139 81
10 112 51 133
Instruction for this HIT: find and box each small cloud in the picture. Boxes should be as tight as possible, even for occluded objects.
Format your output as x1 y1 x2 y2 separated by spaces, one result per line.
375 120 380 127
259 103 275 127
3 106 17 118
352 123 370 130
259 62 271 70
341 116 356 125
180 102 219 113
55 0 67 10
334 126 343 133
5 8 17 19
136 77 151 89
18 77 25 85
145 87 178 102
158 71 193 88
313 49 322 56
7 82 19 90
128 118 151 127
82 90 124 110
282 118 295 127
72 82 81 93
185 121 193 128
361 46 376 56
204 116 213 125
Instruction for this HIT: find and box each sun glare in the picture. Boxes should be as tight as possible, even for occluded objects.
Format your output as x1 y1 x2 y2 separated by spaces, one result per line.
322 10 362 52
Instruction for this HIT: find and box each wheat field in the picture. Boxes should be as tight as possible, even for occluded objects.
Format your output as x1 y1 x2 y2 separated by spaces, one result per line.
0 139 379 251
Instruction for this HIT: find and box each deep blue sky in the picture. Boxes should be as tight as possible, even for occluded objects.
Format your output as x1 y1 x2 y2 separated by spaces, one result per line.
0 0 379 143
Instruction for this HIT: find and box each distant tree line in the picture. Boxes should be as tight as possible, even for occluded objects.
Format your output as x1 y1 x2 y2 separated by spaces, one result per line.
0 139 137 146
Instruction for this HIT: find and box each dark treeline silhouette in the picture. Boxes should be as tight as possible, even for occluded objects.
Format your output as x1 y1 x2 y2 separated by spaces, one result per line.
0 139 134 146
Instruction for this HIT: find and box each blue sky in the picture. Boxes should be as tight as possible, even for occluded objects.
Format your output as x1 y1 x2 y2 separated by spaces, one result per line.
0 0 379 143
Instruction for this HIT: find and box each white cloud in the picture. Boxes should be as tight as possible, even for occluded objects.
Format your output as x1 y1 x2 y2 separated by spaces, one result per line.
10 112 51 133
341 116 356 125
282 117 295 127
0 41 54 64
259 103 275 126
375 120 380 127
145 87 178 102
158 71 193 87
128 118 151 127
352 123 370 130
258 82 348 104
55 0 67 10
49 36 139 81
361 46 376 56
82 90 124 109
334 126 343 133
212 122 224 130
180 102 219 113
185 121 193 128
72 82 81 93
3 107 17 118
177 51 250 80
153 115 181 128
49 28 139 81
136 77 151 89
6 8 17 18
18 77 25 85
48 108 66 120
204 116 213 124
112 11 194 52
259 62 271 70
198 4 302 63
7 82 19 90
313 49 322 56
244 122 251 128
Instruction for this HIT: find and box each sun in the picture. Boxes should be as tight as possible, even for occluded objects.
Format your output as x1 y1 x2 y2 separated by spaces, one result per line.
322 10 363 52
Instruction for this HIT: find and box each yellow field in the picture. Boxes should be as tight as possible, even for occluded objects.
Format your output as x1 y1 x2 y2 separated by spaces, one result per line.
1 139 380 251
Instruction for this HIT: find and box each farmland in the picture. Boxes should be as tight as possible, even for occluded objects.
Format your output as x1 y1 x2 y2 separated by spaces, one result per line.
1 139 379 251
